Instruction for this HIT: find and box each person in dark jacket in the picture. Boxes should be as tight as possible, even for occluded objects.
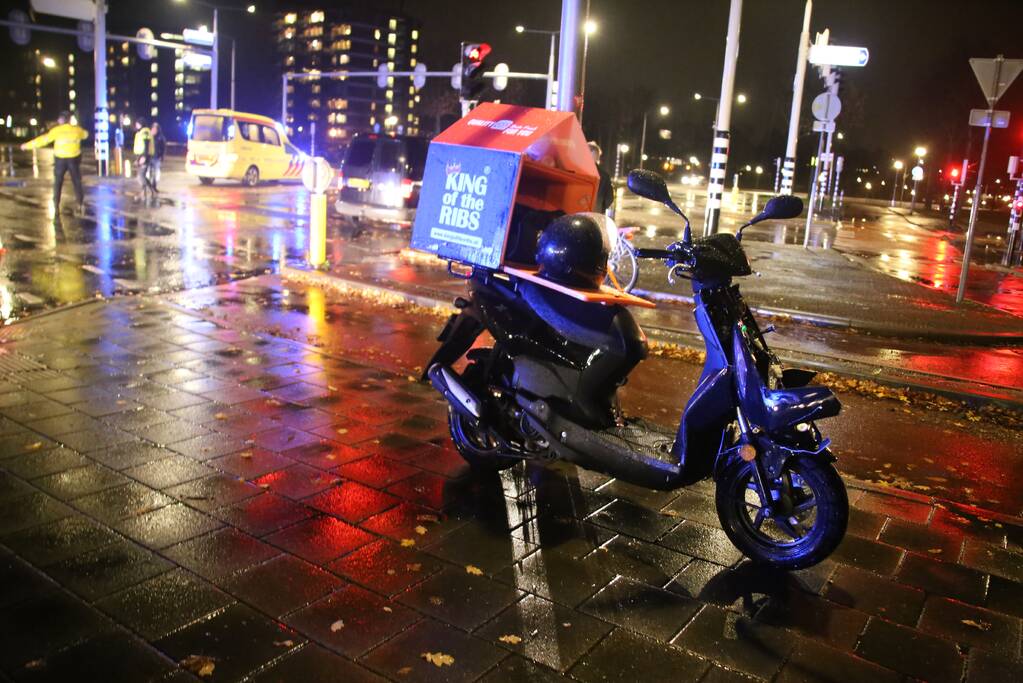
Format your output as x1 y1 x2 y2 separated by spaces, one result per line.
588 141 614 216
150 122 167 191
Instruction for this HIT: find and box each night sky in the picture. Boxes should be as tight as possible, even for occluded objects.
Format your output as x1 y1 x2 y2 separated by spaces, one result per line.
4 0 1023 180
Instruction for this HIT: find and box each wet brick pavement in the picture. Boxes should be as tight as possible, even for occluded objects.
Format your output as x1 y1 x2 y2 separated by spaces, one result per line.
1 294 1022 682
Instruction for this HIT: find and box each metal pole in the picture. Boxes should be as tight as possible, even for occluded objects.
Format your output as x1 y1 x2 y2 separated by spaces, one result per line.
890 169 898 206
546 33 556 109
957 113 995 303
579 0 591 123
909 177 919 214
803 131 825 247
556 0 580 112
281 75 288 122
638 113 648 170
210 8 219 109
831 156 843 218
781 0 811 195
820 129 834 210
773 156 781 193
704 0 742 236
230 38 236 110
1004 178 1023 266
93 0 108 177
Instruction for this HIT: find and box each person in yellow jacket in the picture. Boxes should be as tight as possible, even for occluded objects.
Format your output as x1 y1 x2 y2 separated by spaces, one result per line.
132 119 157 201
21 111 88 214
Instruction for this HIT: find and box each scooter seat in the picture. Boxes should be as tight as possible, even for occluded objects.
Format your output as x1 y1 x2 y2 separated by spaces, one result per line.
763 385 841 432
520 280 640 354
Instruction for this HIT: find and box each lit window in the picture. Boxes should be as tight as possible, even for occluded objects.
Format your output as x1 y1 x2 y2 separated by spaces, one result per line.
387 76 394 87
151 106 158 116
150 77 158 88
151 63 158 73
284 28 295 40
337 54 349 65
285 55 295 66
408 86 414 95
310 39 321 51
284 12 297 24
389 19 397 30
387 47 395 59
150 92 157 102
387 33 395 45
68 53 74 63
120 56 129 66
310 10 324 23
411 45 417 54
386 89 393 101
411 29 419 40
384 103 392 113
69 89 76 100
69 66 75 76
374 29 381 40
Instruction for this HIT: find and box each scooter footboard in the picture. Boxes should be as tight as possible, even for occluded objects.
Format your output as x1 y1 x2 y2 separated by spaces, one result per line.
672 366 736 485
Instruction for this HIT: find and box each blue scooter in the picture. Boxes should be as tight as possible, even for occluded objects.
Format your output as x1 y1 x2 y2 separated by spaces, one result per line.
426 169 847 569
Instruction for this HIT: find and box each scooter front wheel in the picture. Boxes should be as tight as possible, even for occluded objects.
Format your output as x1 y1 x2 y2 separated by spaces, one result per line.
715 456 847 570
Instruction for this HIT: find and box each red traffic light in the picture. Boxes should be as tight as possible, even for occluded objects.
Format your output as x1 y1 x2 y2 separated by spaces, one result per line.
464 43 491 65
949 167 960 179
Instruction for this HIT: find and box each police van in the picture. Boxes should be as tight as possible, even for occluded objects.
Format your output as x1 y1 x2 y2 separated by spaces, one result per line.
186 109 307 186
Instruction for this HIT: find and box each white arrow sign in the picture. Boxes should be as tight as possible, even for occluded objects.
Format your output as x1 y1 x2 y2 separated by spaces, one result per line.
808 44 869 68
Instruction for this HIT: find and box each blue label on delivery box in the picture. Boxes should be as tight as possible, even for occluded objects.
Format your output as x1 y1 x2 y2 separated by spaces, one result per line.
410 143 521 270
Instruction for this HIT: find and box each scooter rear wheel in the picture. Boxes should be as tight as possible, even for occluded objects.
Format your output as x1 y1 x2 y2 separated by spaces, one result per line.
716 456 847 570
448 408 521 471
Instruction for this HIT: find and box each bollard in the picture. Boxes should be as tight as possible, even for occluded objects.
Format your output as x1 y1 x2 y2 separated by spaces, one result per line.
302 157 333 268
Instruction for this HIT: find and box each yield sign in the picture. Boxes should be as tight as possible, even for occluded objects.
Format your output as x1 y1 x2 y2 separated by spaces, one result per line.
970 56 1023 105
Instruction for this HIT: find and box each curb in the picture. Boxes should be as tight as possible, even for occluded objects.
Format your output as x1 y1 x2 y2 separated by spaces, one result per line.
281 265 1023 409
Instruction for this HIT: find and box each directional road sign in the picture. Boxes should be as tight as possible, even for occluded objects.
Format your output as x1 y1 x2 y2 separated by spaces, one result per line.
808 44 869 68
31 0 94 21
811 92 841 122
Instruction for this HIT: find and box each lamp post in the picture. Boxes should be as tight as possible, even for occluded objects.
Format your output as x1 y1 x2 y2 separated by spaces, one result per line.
579 18 597 124
639 104 669 170
515 25 558 110
172 1 255 109
614 143 629 179
890 160 903 207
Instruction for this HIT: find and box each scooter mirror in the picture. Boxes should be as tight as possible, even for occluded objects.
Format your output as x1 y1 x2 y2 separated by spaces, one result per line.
755 195 804 223
627 169 672 205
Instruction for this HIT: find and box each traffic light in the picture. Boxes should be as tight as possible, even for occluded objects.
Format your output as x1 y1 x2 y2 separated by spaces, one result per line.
948 166 961 184
460 42 491 101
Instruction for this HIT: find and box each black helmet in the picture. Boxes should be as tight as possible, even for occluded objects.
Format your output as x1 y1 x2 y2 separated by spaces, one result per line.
536 212 610 290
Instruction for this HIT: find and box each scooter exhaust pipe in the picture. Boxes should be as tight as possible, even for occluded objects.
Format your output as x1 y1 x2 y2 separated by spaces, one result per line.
427 364 482 423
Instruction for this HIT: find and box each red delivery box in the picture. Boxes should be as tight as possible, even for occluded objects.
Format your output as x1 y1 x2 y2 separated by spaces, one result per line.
410 103 598 270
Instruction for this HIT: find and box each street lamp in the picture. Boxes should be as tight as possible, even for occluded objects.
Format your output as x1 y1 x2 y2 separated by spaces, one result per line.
41 56 57 69
172 0 255 110
514 25 558 110
614 143 630 179
890 160 903 207
579 18 598 124
910 147 926 214
639 104 669 170
736 93 747 104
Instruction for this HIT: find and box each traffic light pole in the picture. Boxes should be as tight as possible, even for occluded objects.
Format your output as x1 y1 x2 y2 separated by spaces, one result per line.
94 1 108 177
781 0 812 195
704 0 742 236
1004 178 1023 266
957 94 998 303
556 0 580 112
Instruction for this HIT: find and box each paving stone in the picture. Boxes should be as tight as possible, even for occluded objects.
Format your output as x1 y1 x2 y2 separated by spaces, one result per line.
510 514 616 560
0 433 59 459
224 555 342 617
164 527 280 580
304 481 400 523
70 396 144 418
116 502 222 549
855 616 965 683
168 432 247 460
286 584 419 658
95 568 234 640
211 492 314 537
581 534 691 588
154 603 304 681
253 464 340 500
496 548 616 607
31 464 128 500
386 470 463 511
361 501 467 546
570 628 709 683
2 447 90 479
425 521 539 574
264 515 374 565
775 637 901 683
580 575 700 642
673 604 794 679
361 619 506 683
1 399 74 423
24 411 104 437
46 539 172 601
0 552 57 609
965 647 1023 683
917 595 1022 656
85 441 177 471
659 521 743 566
753 587 869 650
659 489 722 528
54 427 137 453
986 575 1023 619
209 448 294 479
2 515 119 567
824 565 926 625
960 540 1023 583
329 538 445 596
479 655 566 683
398 565 524 630
585 498 682 543
164 473 262 512
123 455 215 489
879 518 964 560
0 591 116 671
896 552 989 605
831 534 903 575
247 643 387 683
478 594 613 671
0 491 72 535
855 492 932 524
70 482 174 524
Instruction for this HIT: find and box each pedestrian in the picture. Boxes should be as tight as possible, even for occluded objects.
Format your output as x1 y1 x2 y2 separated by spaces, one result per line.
588 141 614 216
150 122 166 191
113 122 125 176
132 118 156 202
20 111 88 216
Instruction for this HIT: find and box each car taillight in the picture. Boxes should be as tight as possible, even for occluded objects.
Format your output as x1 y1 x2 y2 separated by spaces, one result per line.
401 178 414 200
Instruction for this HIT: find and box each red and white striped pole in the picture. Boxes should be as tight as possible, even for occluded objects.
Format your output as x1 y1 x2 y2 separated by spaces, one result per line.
704 0 742 236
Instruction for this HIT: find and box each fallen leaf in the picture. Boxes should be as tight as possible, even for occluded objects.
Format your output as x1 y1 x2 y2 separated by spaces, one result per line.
415 513 439 523
239 450 253 459
421 652 455 667
396 666 413 676
180 655 216 677
498 634 522 644
428 596 444 605
25 442 44 451
273 640 294 648
214 412 228 420
465 565 483 576
382 606 393 612
400 538 416 547
406 563 422 572
962 619 992 631
386 568 397 576
330 619 344 632
23 660 44 670
414 525 428 536
336 428 349 435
